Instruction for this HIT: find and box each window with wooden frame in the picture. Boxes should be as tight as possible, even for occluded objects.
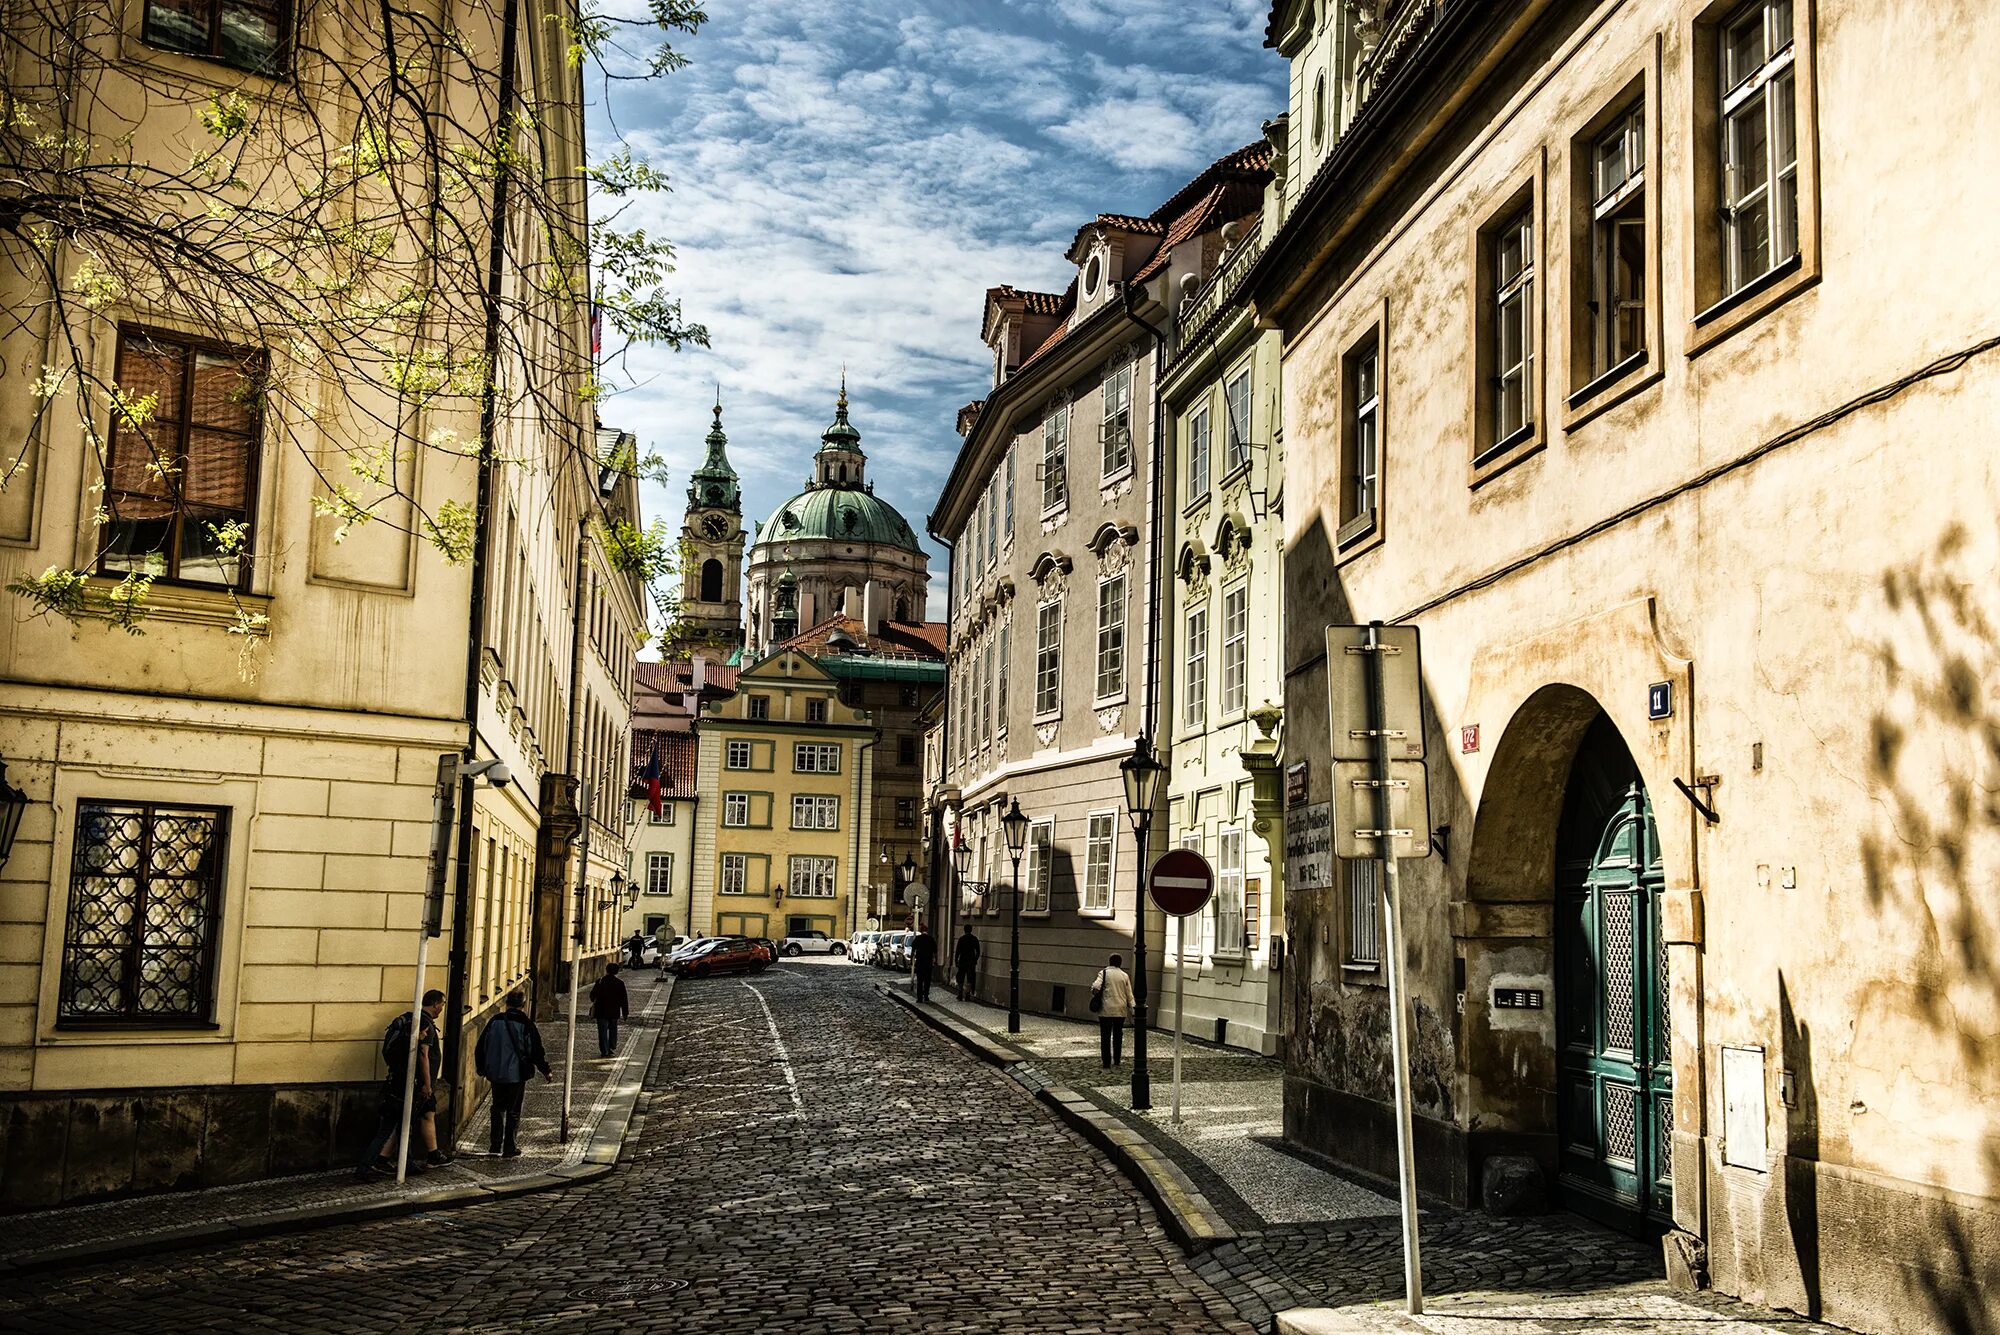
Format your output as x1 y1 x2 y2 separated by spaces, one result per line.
1186 404 1212 503
996 621 1010 725
791 794 840 831
59 801 228 1026
1040 403 1069 511
1002 444 1015 536
1183 605 1208 731
1034 598 1063 718
142 0 289 74
793 742 841 774
1024 819 1055 913
726 740 754 770
1101 362 1134 478
1094 574 1126 702
786 855 838 898
1566 54 1663 426
1222 367 1253 474
720 853 750 895
1213 825 1245 958
645 853 674 896
805 698 828 723
1220 584 1248 717
1471 171 1545 480
747 695 770 720
1337 329 1382 550
103 329 265 589
1083 811 1116 914
1589 104 1648 380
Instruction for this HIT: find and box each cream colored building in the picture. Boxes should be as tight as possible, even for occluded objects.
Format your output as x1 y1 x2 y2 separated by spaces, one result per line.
1256 0 2000 1329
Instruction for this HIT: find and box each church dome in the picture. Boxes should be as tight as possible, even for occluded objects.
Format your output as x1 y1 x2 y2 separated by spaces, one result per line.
755 486 923 554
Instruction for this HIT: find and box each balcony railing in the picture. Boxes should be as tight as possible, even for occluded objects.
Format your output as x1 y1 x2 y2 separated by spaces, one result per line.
1353 0 1440 115
1168 227 1268 367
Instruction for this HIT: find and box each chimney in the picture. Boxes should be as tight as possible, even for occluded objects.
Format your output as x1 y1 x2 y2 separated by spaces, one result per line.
692 654 708 691
842 586 862 620
863 580 889 635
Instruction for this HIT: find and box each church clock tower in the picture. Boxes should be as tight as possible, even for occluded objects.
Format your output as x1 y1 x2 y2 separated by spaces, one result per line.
677 400 745 650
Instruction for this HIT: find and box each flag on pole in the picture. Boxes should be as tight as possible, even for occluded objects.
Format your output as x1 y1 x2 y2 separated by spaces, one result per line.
639 740 662 817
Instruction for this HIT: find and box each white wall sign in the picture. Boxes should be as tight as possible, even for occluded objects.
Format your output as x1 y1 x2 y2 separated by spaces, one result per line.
1283 800 1333 891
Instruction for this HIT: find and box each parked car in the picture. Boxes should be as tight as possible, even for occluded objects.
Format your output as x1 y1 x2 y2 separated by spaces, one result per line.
877 930 912 970
849 930 877 963
781 930 847 957
669 937 772 978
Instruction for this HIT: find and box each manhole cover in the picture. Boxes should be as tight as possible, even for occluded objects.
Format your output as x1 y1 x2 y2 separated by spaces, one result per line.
569 1278 688 1302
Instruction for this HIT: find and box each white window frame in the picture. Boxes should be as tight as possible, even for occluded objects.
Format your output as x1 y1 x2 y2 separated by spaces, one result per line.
996 621 1010 729
1351 344 1380 523
787 855 837 898
1041 403 1068 512
793 742 841 774
1591 103 1648 375
1024 818 1055 914
1101 362 1133 478
648 802 674 826
1094 574 1126 704
1183 605 1208 731
1214 825 1245 959
1178 828 1204 962
1002 445 1015 538
1034 597 1063 720
1083 810 1117 915
646 852 674 897
1719 0 1798 297
1186 404 1211 502
980 638 994 740
721 853 749 896
1492 209 1535 444
722 792 751 827
1223 367 1252 474
791 794 840 831
1220 584 1248 717
725 739 753 770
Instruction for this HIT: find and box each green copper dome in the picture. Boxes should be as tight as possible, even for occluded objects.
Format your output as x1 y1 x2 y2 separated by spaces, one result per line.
755 485 923 554
687 400 741 513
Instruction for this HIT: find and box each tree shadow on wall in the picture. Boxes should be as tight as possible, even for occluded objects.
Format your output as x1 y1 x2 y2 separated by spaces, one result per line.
1859 521 2000 1334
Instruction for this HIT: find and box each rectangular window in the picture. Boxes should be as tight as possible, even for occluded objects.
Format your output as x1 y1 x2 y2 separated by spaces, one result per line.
1083 812 1116 913
985 476 999 567
793 742 841 774
1592 103 1648 375
1220 585 1248 717
723 793 751 827
1095 575 1126 701
791 795 840 830
1491 210 1535 446
787 856 838 898
1041 404 1068 510
897 735 918 767
1720 0 1798 296
1183 607 1208 730
900 685 920 708
60 801 228 1025
1186 405 1211 502
1024 819 1054 913
1101 363 1133 476
1223 368 1252 473
726 739 753 770
895 797 917 828
142 0 287 74
103 329 265 588
648 802 674 825
1003 445 1015 536
721 854 749 896
646 852 674 896
996 621 1010 724
980 639 994 739
1343 340 1380 534
805 698 828 723
1035 599 1063 717
747 695 770 720
1214 826 1245 957
1347 858 1382 966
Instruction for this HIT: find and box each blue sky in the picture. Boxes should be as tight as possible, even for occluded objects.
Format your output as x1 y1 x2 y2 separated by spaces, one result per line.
588 0 1286 622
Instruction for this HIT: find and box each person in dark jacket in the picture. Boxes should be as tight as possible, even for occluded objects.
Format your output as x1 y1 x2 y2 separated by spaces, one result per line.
589 963 630 1058
910 925 936 1002
474 990 551 1157
356 989 448 1179
625 931 648 969
953 925 981 1001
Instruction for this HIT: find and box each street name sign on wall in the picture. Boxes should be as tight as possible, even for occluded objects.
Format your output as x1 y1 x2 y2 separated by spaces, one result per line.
1148 849 1214 917
1326 623 1426 760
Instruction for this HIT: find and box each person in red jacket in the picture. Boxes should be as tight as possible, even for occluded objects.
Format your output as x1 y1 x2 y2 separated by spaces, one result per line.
589 963 630 1058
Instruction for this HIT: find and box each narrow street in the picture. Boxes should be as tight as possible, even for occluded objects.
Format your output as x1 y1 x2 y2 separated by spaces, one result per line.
0 963 1254 1334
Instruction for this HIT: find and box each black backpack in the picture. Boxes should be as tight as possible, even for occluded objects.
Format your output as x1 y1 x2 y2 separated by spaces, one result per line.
381 1012 412 1068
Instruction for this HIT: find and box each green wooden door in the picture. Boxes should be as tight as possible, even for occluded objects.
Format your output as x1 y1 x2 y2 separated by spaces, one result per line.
1555 718 1672 1233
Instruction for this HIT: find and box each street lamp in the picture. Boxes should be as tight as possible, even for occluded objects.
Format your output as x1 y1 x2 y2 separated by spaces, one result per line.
0 761 27 872
1001 798 1030 1035
1120 734 1165 1111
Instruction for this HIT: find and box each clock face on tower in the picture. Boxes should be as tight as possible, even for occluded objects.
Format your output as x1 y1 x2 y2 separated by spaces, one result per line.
702 514 729 539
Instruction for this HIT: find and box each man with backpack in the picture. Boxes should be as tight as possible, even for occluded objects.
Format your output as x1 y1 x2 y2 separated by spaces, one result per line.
474 990 551 1157
355 989 450 1179
589 962 630 1058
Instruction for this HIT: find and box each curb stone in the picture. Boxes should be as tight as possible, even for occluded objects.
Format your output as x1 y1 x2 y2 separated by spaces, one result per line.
0 973 676 1277
882 983 1239 1255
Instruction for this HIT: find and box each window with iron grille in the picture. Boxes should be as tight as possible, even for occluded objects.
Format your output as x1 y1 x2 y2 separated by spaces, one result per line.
791 794 840 830
1041 404 1068 511
1083 812 1116 913
1101 363 1133 476
1223 368 1252 473
1184 606 1208 730
103 329 265 588
1034 599 1063 717
794 742 841 774
646 852 674 896
1221 585 1248 716
59 801 228 1026
721 854 749 895
142 0 288 74
1491 210 1535 445
1095 575 1126 701
726 739 753 770
787 855 838 898
1214 826 1245 957
1347 857 1382 966
723 793 751 827
1720 0 1798 295
1186 405 1211 502
1024 819 1054 913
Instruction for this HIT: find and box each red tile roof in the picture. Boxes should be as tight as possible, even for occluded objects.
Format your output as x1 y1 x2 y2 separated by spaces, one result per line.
983 284 1068 322
628 729 698 799
633 656 739 731
772 615 948 662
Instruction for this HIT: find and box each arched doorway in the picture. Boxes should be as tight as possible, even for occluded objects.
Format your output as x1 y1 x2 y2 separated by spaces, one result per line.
1555 714 1672 1233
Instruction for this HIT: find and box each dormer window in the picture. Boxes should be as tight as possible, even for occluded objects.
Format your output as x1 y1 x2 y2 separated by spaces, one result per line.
1082 251 1106 301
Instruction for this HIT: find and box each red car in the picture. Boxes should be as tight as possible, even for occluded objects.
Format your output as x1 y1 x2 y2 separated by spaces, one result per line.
669 936 773 978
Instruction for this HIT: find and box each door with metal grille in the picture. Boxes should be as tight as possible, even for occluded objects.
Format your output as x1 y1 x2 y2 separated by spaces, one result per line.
1555 717 1672 1233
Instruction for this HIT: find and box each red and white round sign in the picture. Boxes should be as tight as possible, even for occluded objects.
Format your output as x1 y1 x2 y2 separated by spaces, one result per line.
1148 848 1214 917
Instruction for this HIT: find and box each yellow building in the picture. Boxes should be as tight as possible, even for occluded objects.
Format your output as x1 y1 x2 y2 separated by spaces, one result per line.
689 650 875 943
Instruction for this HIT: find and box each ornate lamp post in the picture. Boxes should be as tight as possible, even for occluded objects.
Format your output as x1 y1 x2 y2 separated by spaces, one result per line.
1120 735 1165 1111
1001 798 1030 1034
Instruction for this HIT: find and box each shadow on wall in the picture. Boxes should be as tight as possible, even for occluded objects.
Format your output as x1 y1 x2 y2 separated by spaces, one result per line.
1858 521 2000 1333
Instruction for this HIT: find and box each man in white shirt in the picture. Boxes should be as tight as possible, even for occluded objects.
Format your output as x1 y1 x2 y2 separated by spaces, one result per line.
1092 954 1135 1068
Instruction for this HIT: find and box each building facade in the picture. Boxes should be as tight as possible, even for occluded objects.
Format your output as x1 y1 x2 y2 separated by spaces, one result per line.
623 730 698 942
1255 0 2000 1330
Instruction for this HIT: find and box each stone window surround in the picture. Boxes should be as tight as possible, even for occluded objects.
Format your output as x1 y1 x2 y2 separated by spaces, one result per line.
1335 296 1390 561
1468 151 1548 488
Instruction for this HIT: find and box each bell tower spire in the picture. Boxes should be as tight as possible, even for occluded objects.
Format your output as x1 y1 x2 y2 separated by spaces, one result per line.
815 376 866 489
677 397 745 650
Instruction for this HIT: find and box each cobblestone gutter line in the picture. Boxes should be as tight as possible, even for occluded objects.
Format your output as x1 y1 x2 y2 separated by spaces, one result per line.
0 974 675 1277
881 983 1240 1255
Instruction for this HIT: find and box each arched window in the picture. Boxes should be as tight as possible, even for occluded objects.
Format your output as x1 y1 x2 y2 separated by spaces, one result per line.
700 559 724 602
894 594 911 622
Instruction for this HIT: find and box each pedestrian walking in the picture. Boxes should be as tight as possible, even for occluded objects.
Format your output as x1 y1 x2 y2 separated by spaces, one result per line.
589 963 630 1059
910 924 936 1002
1091 954 1135 1068
474 990 552 1158
953 925 981 1001
624 930 648 969
355 988 452 1178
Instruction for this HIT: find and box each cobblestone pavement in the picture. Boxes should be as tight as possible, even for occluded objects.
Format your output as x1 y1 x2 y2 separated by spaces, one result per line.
0 969 667 1268
0 959 1254 1335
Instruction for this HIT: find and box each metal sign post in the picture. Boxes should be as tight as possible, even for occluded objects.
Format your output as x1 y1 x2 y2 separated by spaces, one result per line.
398 753 456 1184
1148 848 1215 1127
561 780 593 1143
1328 621 1432 1315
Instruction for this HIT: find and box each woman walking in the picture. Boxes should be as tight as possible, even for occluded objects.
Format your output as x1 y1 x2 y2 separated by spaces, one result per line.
1091 954 1135 1068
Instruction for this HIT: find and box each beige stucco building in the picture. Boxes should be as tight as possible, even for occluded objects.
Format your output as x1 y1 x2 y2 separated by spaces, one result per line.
1255 0 2000 1329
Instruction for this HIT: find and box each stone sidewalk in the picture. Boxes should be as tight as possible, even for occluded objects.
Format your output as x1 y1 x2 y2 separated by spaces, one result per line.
0 967 671 1274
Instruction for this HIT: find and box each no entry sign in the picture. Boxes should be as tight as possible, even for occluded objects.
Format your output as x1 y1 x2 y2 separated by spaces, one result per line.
1149 848 1214 917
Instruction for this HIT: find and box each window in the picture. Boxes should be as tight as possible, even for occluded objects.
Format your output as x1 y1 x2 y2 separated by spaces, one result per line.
1223 368 1252 473
103 329 265 588
1083 812 1116 914
1347 858 1382 966
1220 585 1248 717
700 559 724 602
985 475 999 566
747 695 770 720
646 852 674 896
1341 337 1381 541
1186 405 1211 502
1183 607 1208 730
1719 0 1798 296
1095 575 1126 701
142 0 287 74
59 801 227 1025
1102 363 1133 476
805 698 828 723
648 802 674 825
721 854 749 896
1034 599 1063 717
996 622 1010 724
899 685 920 708
1041 404 1068 511
1214 826 1245 957
1490 209 1535 447
723 793 751 827
726 740 753 770
787 856 837 898
895 797 917 828
1003 445 1015 535
1590 104 1648 377
791 795 840 830
1024 820 1054 913
897 735 918 767
980 639 994 740
794 743 841 774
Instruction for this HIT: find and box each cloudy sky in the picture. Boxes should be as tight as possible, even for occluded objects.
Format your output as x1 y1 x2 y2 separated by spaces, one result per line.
588 0 1285 622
